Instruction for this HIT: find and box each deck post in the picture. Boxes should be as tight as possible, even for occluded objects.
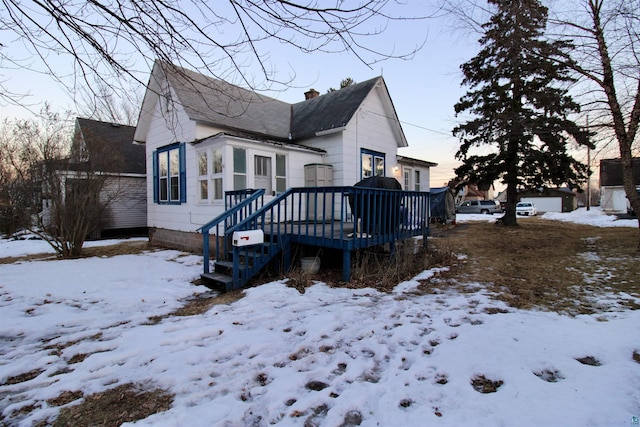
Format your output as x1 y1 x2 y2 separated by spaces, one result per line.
342 249 351 282
203 232 210 274
232 246 241 291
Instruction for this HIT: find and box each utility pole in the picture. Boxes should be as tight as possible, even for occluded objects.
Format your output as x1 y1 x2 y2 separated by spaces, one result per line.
586 116 591 211
587 144 591 210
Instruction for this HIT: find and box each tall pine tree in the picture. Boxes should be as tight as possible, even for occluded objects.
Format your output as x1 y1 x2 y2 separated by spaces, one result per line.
453 0 592 226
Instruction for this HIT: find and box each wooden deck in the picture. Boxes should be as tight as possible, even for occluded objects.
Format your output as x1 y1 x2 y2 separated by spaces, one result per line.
200 187 430 290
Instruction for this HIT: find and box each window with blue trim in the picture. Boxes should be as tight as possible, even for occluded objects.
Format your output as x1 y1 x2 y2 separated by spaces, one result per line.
153 142 186 204
361 149 385 179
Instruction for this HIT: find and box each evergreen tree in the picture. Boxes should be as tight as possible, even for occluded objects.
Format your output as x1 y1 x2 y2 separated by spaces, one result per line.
453 0 592 226
327 77 356 93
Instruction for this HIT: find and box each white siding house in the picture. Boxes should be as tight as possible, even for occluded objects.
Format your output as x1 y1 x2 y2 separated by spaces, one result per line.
56 118 147 236
599 158 640 213
396 156 437 192
134 61 436 252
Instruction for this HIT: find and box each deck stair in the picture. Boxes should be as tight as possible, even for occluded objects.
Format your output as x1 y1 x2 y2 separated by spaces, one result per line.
199 186 430 291
198 189 268 291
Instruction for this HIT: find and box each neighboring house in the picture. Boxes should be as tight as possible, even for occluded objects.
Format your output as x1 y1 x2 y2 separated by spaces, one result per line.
396 156 437 191
134 61 436 252
517 187 577 213
600 158 640 212
455 183 495 204
41 118 147 237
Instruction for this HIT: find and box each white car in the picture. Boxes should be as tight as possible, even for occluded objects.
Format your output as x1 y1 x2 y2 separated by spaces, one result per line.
516 202 537 216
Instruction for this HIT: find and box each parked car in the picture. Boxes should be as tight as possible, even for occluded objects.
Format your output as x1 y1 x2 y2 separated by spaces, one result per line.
456 200 502 214
516 202 537 216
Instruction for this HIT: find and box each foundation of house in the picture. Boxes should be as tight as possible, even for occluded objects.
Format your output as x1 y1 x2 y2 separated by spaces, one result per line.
150 227 218 254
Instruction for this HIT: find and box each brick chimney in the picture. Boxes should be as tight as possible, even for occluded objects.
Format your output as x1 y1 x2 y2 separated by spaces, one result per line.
304 88 320 100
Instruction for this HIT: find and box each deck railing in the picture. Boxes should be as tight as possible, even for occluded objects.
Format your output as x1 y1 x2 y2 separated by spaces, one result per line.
230 187 429 239
225 186 430 282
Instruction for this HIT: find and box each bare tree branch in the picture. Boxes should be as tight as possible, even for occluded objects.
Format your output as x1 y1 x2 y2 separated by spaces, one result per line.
0 0 433 107
0 107 136 255
549 0 640 244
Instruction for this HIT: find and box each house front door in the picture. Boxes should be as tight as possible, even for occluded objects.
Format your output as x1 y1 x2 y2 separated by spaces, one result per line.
254 155 272 194
403 168 412 191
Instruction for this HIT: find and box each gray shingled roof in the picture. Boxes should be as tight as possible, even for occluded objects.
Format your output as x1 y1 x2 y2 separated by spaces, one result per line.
397 155 438 168
161 62 381 142
163 63 291 139
290 77 380 139
76 118 145 174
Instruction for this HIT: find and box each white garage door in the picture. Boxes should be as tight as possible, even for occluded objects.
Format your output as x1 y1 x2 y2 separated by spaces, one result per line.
520 197 562 213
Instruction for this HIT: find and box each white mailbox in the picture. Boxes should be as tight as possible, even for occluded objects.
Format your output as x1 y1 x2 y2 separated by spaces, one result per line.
232 230 264 247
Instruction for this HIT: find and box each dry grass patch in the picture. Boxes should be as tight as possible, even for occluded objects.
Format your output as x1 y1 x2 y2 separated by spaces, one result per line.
534 369 564 383
80 240 154 258
47 390 84 407
575 355 601 366
0 240 153 264
424 218 640 314
146 290 245 324
170 290 245 316
284 239 450 293
471 375 504 393
52 383 173 427
2 368 44 385
43 333 103 357
0 252 55 264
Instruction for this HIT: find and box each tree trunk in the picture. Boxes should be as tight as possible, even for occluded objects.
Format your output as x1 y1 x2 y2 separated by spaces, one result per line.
620 155 640 250
589 0 640 248
501 130 520 227
501 181 519 226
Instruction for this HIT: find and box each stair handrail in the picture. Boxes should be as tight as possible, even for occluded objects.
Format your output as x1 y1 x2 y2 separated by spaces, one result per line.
222 189 295 288
199 189 265 234
226 188 294 236
198 188 265 274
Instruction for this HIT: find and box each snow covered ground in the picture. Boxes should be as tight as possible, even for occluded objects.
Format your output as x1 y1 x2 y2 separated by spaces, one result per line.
1 208 639 426
456 206 639 227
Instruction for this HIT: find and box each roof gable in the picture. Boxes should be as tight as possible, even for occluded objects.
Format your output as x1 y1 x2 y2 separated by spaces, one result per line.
290 77 380 139
75 118 144 174
135 61 408 148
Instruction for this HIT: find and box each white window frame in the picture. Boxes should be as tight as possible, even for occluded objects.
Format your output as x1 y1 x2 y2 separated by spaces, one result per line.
197 150 209 202
211 148 223 201
275 153 287 194
233 147 247 190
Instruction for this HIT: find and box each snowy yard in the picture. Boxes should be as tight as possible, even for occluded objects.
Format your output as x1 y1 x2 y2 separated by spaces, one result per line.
1 208 639 426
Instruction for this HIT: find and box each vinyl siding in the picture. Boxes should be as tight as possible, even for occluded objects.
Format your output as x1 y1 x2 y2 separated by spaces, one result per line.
101 176 147 229
145 90 196 232
300 87 401 186
148 118 325 231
